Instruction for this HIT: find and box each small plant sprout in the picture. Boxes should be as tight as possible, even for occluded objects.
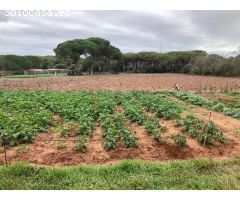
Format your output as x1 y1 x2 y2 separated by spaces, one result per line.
73 136 88 153
55 141 67 150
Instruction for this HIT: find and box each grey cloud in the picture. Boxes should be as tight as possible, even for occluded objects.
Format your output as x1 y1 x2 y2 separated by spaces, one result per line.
0 10 240 56
0 11 9 22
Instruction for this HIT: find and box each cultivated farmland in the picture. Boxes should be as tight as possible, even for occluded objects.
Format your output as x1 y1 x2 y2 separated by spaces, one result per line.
0 88 239 166
0 73 240 190
0 73 240 91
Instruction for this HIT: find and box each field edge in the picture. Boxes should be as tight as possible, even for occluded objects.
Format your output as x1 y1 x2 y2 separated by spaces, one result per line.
0 157 240 189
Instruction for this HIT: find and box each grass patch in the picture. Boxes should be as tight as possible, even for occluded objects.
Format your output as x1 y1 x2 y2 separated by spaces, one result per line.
0 158 240 189
212 93 240 108
4 73 67 79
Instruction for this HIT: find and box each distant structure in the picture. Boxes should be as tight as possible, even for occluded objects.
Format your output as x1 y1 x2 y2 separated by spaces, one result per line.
24 68 67 75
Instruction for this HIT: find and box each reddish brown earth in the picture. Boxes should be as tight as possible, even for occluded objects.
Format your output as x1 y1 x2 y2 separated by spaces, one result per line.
0 73 240 91
0 104 239 166
0 74 239 166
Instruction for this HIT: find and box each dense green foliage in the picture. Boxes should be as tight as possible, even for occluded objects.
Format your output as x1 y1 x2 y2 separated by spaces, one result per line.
123 51 240 76
1 158 240 189
122 50 206 73
0 55 56 73
198 121 228 145
122 51 240 76
209 92 240 108
0 90 52 145
172 133 187 147
1 37 240 77
116 91 170 143
54 37 122 75
0 89 229 147
133 91 183 119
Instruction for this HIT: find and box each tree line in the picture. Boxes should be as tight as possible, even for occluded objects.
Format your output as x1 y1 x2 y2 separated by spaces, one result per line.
122 51 240 76
0 55 56 73
1 37 240 77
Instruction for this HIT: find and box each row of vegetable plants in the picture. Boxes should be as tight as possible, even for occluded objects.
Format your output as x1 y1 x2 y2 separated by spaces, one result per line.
96 90 138 150
132 91 183 119
0 89 229 150
35 90 96 152
132 91 228 147
173 114 227 146
0 89 52 145
115 91 167 143
166 90 240 119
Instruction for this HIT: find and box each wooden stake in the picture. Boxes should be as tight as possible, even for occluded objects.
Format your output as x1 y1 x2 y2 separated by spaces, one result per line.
208 112 212 122
2 138 8 166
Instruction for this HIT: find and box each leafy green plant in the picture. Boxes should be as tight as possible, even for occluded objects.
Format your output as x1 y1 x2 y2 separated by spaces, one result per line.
113 113 138 148
173 119 184 127
73 136 88 152
159 125 168 133
143 116 167 143
144 117 159 137
172 133 187 147
197 121 227 145
133 91 183 119
167 91 240 119
182 114 202 132
120 128 138 148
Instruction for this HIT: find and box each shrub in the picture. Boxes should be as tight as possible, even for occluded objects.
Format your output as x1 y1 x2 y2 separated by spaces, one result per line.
190 66 200 75
197 121 227 145
172 133 187 147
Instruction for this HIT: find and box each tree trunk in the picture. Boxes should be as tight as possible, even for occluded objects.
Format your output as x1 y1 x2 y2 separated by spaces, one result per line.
135 62 138 72
90 59 95 75
108 59 111 73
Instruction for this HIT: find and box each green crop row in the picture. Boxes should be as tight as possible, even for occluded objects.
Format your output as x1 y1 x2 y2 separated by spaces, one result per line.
0 90 52 145
116 91 168 143
166 90 240 119
174 114 227 146
133 91 183 119
0 89 229 149
97 91 138 150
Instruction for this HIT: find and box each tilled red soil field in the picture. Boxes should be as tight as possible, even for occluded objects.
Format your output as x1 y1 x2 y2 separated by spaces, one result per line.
0 103 239 166
0 75 239 166
0 73 240 91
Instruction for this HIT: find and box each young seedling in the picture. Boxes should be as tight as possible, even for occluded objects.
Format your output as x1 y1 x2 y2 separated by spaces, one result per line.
172 133 187 147
73 136 88 153
55 141 67 150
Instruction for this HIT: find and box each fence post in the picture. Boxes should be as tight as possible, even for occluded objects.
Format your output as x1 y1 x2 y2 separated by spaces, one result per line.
2 137 8 166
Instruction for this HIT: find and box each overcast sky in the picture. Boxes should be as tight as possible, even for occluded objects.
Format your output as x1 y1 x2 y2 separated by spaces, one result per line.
0 10 240 56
